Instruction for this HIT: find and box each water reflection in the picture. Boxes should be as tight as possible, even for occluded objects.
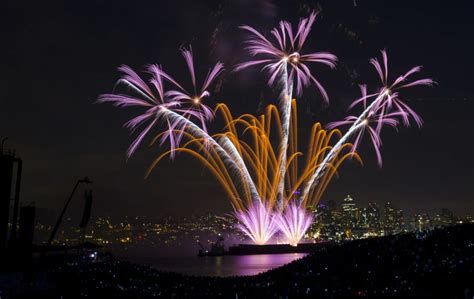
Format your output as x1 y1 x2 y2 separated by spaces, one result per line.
131 253 307 277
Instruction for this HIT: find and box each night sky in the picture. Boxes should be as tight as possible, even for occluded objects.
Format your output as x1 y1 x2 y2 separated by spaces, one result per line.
2 0 473 221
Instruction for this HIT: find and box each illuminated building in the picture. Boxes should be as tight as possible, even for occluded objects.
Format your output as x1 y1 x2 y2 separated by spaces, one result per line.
411 214 431 231
341 195 359 230
383 202 404 234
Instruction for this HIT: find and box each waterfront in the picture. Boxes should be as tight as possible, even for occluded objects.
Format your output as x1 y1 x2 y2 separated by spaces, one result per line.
5 225 469 298
120 253 307 276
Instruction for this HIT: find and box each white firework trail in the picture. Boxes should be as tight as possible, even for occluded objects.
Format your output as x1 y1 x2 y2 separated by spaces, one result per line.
158 107 261 203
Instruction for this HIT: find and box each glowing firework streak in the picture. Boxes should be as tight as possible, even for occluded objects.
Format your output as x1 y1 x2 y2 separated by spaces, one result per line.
277 62 292 209
98 52 265 213
301 50 433 201
97 64 185 158
149 101 360 243
146 108 261 211
161 47 224 134
236 11 337 208
275 201 313 246
234 201 278 245
300 91 384 201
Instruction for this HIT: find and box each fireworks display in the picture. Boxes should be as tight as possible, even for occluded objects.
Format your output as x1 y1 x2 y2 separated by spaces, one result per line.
301 50 433 202
234 201 278 245
146 100 359 244
99 12 432 245
97 49 223 159
236 12 337 209
275 202 314 247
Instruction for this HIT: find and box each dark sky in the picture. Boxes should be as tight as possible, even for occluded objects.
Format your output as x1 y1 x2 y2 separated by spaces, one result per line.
2 0 473 221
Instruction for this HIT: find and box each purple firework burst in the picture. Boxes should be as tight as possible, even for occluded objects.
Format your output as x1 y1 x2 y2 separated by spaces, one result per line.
328 50 434 166
354 50 435 129
98 65 182 158
328 101 405 167
234 201 278 245
275 201 314 246
160 47 224 134
97 49 223 158
235 11 337 101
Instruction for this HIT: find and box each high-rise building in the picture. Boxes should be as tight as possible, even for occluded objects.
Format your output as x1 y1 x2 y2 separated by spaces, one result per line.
411 214 430 231
311 202 337 240
465 214 473 224
384 202 395 233
383 202 404 234
432 208 456 228
394 209 404 233
341 195 359 236
366 202 381 231
342 195 356 214
310 203 330 239
440 208 455 226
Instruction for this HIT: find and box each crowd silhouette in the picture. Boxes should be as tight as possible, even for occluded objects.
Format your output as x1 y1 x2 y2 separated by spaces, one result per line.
9 224 466 298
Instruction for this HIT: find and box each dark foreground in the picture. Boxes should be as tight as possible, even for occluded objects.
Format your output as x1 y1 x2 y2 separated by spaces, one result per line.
2 224 474 298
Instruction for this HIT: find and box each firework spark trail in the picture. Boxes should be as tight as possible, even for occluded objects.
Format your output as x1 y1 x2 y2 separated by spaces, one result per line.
236 11 337 210
98 47 225 160
98 51 263 205
160 47 224 137
300 91 385 201
274 201 313 246
157 107 261 203
218 135 262 203
301 50 434 201
149 101 358 244
234 201 278 245
100 56 291 243
276 62 293 209
97 65 186 158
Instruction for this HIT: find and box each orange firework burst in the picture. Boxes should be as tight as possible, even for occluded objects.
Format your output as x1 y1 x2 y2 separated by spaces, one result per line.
146 100 362 244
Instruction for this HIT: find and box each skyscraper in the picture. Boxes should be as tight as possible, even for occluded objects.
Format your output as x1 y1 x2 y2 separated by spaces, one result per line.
366 202 381 231
341 195 359 230
383 202 404 234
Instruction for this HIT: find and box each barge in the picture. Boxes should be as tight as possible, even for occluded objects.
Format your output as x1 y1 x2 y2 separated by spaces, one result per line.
198 239 331 256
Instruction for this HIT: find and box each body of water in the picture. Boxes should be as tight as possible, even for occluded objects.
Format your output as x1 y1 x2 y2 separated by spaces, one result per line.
122 253 307 277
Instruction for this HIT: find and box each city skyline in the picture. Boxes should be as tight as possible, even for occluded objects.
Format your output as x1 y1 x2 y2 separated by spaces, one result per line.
27 193 473 249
